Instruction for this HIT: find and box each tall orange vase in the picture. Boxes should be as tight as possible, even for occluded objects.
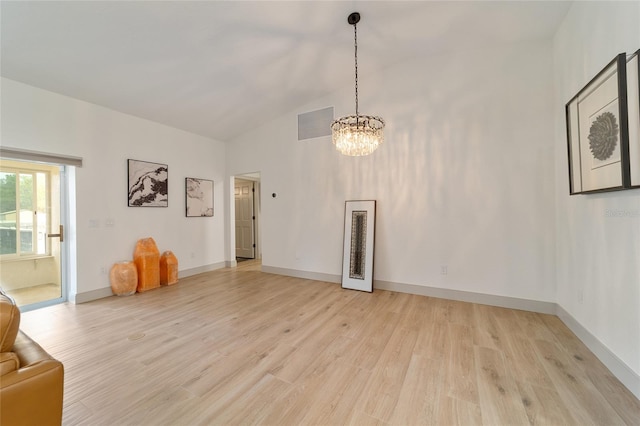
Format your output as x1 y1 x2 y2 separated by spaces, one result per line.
160 251 179 285
134 237 160 292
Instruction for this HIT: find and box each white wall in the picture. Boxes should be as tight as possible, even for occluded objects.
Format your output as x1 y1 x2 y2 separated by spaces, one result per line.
1 78 227 301
553 1 640 392
227 40 557 303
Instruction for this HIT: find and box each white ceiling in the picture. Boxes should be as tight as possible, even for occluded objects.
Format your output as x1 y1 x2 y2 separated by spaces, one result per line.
1 1 572 142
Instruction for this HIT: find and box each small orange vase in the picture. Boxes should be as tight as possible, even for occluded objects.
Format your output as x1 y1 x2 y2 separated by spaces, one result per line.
110 261 138 296
160 251 179 286
134 237 160 292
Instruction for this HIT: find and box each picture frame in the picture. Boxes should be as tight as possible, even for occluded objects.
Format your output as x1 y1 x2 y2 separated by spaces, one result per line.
341 200 376 292
185 177 214 217
566 53 630 194
627 50 640 187
127 159 168 207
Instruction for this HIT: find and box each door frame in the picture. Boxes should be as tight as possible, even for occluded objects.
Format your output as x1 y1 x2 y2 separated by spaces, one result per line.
230 172 261 264
22 164 70 312
0 148 80 312
234 178 255 259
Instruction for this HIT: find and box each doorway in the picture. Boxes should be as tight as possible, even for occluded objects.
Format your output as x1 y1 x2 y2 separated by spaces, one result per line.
0 159 67 310
234 173 261 262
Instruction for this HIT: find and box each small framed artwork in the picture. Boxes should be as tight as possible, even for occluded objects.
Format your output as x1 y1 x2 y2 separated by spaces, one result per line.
127 159 168 207
627 50 640 187
566 53 630 194
341 200 376 292
185 177 214 217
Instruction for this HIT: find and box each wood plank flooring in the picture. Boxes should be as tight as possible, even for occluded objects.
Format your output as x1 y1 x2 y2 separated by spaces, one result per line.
18 261 640 425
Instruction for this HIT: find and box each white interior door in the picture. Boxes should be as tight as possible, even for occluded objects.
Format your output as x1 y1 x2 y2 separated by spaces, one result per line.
235 179 255 259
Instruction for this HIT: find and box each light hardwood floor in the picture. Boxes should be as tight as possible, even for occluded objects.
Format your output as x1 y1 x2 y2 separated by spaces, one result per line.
19 261 640 425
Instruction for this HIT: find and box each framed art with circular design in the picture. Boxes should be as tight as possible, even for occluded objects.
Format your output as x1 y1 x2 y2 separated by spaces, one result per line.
566 53 634 194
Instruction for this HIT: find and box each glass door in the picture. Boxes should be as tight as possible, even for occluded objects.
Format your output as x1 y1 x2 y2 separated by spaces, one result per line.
0 159 66 310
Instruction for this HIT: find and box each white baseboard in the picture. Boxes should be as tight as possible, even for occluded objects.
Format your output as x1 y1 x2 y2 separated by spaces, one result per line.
261 265 341 283
72 287 113 304
556 305 640 399
179 261 227 278
375 279 557 314
260 266 555 314
73 262 228 304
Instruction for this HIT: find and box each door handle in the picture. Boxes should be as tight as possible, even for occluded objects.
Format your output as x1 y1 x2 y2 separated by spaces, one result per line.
47 225 64 243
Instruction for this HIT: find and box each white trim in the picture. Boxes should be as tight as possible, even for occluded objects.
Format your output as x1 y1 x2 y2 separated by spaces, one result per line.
73 262 227 304
260 266 555 314
0 254 56 264
261 265 341 284
556 305 640 399
66 166 78 307
59 166 71 306
179 262 226 278
375 280 557 315
73 287 113 304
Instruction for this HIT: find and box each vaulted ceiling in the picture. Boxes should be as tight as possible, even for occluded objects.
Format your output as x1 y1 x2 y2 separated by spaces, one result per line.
1 1 572 142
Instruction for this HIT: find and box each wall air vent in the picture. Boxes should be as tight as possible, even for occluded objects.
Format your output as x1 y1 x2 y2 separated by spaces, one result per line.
297 107 334 141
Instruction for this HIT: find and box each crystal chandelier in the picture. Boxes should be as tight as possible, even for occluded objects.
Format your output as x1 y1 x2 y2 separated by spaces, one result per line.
331 12 385 156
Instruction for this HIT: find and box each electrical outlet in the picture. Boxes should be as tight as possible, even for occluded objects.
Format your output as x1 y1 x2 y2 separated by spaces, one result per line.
441 265 448 275
100 267 107 275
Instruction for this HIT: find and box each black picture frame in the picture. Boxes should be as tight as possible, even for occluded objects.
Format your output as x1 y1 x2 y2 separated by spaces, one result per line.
185 177 214 217
566 53 630 194
341 200 376 293
627 50 640 188
127 159 168 207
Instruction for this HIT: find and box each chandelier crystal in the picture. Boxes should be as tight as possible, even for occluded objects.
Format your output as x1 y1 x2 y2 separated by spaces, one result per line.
332 12 385 156
332 114 385 156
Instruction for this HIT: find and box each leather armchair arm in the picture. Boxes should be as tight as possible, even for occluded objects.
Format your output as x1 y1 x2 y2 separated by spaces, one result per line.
1 360 64 426
0 351 20 375
1 332 64 426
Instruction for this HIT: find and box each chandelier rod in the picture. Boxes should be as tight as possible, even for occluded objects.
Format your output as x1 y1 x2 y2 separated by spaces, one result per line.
353 17 359 120
347 12 361 126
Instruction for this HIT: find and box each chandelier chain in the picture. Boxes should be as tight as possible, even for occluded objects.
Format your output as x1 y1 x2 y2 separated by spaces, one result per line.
353 21 358 119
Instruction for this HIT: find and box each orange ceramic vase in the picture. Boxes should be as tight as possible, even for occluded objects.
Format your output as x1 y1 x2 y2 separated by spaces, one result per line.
160 251 179 285
134 237 160 292
110 261 138 296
